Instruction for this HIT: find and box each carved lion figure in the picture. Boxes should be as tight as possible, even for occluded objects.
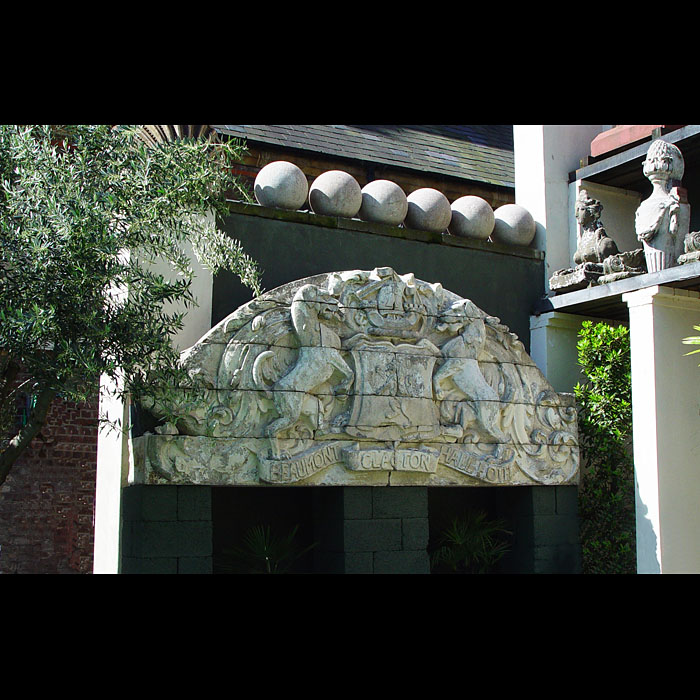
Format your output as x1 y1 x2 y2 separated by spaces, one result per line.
433 300 507 443
257 284 354 441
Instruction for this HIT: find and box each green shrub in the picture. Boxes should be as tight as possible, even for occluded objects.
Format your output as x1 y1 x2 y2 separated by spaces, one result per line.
429 509 511 574
575 321 636 574
218 524 316 574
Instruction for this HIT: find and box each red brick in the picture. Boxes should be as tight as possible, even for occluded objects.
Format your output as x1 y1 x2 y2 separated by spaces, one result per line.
0 388 98 574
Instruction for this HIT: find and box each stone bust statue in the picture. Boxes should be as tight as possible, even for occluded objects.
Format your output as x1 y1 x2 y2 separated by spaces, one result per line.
635 139 689 271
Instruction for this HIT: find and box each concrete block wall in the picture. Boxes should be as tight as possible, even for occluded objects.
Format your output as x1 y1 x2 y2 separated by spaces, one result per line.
500 486 581 574
118 484 579 574
121 485 212 574
313 486 430 574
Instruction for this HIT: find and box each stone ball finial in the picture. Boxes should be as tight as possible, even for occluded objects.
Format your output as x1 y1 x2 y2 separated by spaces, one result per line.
643 139 685 182
448 195 495 240
358 180 408 226
405 188 452 233
309 170 363 218
491 204 536 246
254 161 309 210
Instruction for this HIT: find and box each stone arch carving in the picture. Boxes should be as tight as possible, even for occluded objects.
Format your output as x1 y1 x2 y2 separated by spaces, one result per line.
135 268 578 487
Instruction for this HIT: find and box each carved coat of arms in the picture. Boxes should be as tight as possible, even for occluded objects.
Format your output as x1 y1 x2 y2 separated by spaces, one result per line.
135 268 578 487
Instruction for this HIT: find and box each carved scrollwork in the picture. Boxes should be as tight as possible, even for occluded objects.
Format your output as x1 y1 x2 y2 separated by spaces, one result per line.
137 268 579 487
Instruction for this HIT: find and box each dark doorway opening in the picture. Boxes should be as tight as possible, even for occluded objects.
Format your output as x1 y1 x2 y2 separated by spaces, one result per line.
427 487 515 574
212 487 316 574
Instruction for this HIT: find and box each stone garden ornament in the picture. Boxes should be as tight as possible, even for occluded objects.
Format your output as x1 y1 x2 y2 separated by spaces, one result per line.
550 189 646 293
635 139 691 271
134 268 579 487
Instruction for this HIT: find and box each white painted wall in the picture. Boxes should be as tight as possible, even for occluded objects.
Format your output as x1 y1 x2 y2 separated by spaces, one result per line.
623 286 700 573
520 126 700 575
530 311 626 394
514 125 607 288
150 237 215 352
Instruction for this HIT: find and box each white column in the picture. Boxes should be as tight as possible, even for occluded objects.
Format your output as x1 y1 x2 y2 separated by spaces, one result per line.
514 126 606 289
622 286 700 573
93 376 130 574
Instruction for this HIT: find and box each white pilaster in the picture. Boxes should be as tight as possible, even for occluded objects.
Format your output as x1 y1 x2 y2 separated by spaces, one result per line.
622 285 700 573
92 376 130 574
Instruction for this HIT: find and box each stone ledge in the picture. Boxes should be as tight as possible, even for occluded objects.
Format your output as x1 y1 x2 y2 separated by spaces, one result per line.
226 200 544 261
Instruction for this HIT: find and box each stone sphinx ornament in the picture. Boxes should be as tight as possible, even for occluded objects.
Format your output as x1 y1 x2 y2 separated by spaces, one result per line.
133 268 579 487
549 189 646 293
635 139 690 271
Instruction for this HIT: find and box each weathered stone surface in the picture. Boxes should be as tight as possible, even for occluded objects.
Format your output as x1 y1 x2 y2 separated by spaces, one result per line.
254 161 309 211
598 248 647 283
572 189 619 265
135 268 578 487
405 188 452 233
679 230 700 265
358 179 408 226
549 264 603 293
549 189 646 294
492 204 536 246
309 170 362 218
448 195 494 240
635 140 689 271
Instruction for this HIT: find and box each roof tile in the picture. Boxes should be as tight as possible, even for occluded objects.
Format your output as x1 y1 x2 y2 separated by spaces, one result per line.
212 124 514 188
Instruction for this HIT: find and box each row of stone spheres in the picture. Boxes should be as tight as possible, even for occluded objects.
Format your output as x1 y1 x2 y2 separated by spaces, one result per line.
253 160 537 247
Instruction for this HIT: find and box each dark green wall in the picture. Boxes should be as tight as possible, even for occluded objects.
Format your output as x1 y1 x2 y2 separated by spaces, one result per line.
216 203 545 353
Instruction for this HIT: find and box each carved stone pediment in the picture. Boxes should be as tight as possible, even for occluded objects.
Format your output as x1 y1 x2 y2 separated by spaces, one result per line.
133 267 579 487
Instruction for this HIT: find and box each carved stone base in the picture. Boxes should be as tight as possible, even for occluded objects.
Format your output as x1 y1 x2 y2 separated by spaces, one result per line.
550 250 647 294
597 269 647 284
549 263 604 294
679 250 700 265
679 231 700 265
133 431 579 488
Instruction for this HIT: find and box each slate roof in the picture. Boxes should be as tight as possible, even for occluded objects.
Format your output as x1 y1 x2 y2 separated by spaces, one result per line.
211 125 514 189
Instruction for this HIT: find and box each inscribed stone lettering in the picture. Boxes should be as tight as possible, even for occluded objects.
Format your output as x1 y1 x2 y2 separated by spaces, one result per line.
134 267 579 487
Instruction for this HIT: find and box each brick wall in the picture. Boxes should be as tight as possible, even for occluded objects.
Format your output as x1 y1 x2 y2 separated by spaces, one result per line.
0 395 98 574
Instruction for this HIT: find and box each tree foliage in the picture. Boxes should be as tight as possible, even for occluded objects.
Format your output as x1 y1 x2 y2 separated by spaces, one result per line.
0 124 263 484
682 325 700 364
574 321 636 574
